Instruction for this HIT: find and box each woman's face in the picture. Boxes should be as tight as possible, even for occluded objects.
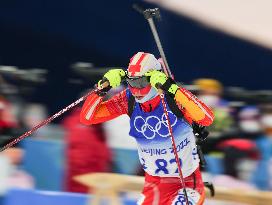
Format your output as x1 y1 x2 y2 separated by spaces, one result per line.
128 84 152 101
126 75 152 101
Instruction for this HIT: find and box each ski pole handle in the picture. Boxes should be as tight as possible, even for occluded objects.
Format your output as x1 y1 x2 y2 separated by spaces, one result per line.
98 80 110 90
155 83 165 96
133 5 173 79
157 88 164 96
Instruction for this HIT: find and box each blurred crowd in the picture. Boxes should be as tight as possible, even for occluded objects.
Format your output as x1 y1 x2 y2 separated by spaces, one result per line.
0 67 271 203
192 78 272 191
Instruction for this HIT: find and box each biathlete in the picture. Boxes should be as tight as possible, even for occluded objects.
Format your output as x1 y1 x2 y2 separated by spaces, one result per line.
80 52 214 205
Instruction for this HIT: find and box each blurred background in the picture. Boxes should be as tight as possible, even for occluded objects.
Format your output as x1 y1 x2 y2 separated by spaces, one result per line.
0 0 272 204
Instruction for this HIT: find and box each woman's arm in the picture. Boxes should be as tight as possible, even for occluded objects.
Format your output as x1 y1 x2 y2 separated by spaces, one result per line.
80 89 128 125
174 87 214 126
145 70 214 126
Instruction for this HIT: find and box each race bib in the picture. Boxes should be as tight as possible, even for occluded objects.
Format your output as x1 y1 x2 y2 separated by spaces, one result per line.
137 132 199 177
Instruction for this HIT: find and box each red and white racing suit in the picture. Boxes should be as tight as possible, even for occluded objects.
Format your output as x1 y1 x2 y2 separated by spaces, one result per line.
80 87 214 205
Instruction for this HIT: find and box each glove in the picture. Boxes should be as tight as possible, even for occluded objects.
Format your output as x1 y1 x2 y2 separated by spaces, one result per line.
192 122 209 144
145 70 179 96
101 69 126 88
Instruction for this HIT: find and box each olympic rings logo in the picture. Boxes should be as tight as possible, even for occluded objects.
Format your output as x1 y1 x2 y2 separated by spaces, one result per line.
133 111 177 139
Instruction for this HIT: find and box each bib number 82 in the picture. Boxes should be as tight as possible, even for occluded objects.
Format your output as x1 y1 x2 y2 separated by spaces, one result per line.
155 158 182 174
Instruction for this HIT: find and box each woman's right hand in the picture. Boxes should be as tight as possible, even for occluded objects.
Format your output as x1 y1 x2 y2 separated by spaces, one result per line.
101 69 126 88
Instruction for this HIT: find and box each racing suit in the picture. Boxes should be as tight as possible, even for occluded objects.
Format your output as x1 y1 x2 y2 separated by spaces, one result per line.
80 87 214 205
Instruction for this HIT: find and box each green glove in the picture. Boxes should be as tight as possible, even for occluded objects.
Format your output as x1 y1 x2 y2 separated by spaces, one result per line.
145 70 167 88
145 70 179 96
102 69 126 88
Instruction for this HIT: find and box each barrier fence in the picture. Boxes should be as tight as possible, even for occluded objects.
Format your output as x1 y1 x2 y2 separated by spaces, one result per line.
74 173 272 205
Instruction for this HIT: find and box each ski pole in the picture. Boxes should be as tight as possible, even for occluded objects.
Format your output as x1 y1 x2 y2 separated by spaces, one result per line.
159 91 190 205
0 81 109 152
134 4 190 204
133 5 173 79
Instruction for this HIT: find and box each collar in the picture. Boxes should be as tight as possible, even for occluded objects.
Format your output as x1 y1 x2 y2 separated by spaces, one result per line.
140 95 161 112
